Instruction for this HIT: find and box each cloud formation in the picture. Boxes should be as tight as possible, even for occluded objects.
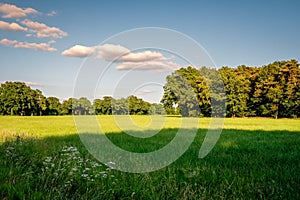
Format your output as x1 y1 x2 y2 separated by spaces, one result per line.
0 38 57 52
134 89 158 96
96 44 130 60
62 43 180 71
0 80 43 87
118 51 166 62
96 44 166 62
0 3 38 18
61 45 95 57
0 20 27 31
62 44 167 61
25 81 43 87
47 10 57 17
116 61 180 72
0 3 67 53
21 19 67 38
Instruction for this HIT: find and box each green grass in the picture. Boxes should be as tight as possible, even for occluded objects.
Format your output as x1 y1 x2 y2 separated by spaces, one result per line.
0 116 300 199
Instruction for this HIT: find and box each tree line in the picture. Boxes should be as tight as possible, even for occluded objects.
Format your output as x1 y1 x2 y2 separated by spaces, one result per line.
0 81 164 116
1 59 299 118
161 59 300 118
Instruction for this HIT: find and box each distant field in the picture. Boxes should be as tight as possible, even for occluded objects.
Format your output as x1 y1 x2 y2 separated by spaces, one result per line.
0 116 299 199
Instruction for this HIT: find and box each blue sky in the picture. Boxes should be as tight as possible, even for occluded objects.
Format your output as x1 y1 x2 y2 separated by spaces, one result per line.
0 0 300 103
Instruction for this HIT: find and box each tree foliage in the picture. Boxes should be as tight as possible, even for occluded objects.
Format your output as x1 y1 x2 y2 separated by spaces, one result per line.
1 59 299 118
0 82 43 116
94 95 154 115
161 59 300 118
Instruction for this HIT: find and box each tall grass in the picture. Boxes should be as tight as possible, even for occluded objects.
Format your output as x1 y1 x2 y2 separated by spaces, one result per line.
0 116 299 199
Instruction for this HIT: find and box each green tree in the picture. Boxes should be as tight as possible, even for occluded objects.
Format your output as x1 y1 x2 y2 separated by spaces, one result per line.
61 98 75 115
128 95 151 115
71 97 93 115
160 86 178 115
46 97 62 115
277 60 300 117
220 66 252 117
253 62 284 118
112 98 129 115
94 96 113 115
161 66 210 117
0 82 44 116
149 103 165 115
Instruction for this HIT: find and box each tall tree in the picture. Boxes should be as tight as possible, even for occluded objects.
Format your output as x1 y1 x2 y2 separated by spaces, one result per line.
71 97 93 115
94 96 113 115
161 67 202 117
149 103 165 115
61 98 75 115
0 82 44 116
220 66 252 117
46 97 62 115
253 62 284 118
128 95 151 115
112 98 129 115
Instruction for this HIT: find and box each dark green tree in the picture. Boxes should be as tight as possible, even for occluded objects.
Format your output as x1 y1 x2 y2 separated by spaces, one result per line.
46 97 62 115
149 103 166 115
161 66 210 117
112 98 129 115
94 96 113 115
61 98 74 115
72 97 93 115
0 82 44 116
220 66 252 117
128 95 151 115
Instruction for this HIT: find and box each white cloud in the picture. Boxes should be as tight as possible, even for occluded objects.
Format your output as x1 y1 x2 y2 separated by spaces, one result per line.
47 10 57 16
119 51 166 62
0 4 65 54
0 80 43 87
0 38 57 52
48 40 56 44
115 61 180 72
96 44 166 62
0 3 38 18
134 89 157 95
64 44 168 62
25 81 43 87
96 44 130 61
0 38 17 46
0 20 27 31
61 45 95 57
21 19 68 38
62 43 180 72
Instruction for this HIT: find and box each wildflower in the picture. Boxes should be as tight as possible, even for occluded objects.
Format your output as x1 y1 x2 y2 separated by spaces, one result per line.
44 156 52 163
107 161 115 165
92 162 101 167
72 167 78 171
106 161 116 169
82 174 88 178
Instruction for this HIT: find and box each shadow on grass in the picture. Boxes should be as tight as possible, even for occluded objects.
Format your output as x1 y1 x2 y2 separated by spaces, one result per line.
0 128 300 199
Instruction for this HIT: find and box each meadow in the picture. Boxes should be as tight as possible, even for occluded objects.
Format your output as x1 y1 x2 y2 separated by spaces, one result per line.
0 116 299 199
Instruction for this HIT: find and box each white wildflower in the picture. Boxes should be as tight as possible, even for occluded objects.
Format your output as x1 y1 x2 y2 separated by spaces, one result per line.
82 174 88 178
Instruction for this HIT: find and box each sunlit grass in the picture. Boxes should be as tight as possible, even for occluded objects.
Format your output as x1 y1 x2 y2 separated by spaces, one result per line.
0 116 299 199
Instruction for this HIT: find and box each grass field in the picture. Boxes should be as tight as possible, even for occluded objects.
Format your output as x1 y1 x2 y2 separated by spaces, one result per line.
0 116 299 199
